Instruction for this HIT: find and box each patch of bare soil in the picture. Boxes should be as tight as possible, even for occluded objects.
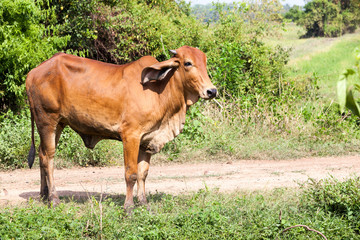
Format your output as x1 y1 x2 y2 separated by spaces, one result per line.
1 156 359 205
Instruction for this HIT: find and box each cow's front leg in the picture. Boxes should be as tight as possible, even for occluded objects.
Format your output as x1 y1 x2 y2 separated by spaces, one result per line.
122 135 141 212
137 150 151 206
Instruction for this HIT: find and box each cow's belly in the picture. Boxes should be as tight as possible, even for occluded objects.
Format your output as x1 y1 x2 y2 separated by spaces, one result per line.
140 115 185 154
64 114 122 149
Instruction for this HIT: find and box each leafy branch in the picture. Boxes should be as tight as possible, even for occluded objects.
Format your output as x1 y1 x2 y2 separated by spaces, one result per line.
337 47 360 116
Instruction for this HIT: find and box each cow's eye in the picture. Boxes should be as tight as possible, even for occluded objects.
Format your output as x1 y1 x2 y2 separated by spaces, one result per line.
184 62 192 67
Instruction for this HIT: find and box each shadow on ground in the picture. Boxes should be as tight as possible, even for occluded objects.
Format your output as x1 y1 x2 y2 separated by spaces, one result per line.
19 190 169 205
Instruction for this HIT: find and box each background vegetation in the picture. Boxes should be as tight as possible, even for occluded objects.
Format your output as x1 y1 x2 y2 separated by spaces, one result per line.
1 0 360 169
1 0 360 238
285 0 360 37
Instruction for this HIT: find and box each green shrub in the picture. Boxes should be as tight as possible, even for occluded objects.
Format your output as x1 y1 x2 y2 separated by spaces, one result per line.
43 0 204 64
297 0 343 37
41 0 97 55
0 110 31 169
301 176 360 229
209 41 290 105
202 2 290 104
0 0 69 112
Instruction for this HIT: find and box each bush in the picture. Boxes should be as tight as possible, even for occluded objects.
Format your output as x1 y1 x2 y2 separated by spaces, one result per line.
0 0 69 112
298 0 343 37
301 176 360 228
209 41 290 105
0 110 31 169
43 0 203 64
205 2 290 104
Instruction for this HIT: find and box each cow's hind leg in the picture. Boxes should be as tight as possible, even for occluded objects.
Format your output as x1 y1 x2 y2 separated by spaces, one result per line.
137 150 151 206
39 124 64 206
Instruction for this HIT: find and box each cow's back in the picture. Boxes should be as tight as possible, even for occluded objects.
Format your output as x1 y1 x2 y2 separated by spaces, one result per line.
26 53 161 140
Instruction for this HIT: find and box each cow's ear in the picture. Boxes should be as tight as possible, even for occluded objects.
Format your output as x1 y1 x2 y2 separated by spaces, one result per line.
141 58 180 84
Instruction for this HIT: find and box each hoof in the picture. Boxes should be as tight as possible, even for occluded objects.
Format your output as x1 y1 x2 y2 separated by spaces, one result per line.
138 197 148 207
138 200 150 211
124 202 135 215
49 196 60 207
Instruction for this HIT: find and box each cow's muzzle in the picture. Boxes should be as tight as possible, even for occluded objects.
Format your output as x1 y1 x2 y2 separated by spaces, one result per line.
206 88 217 99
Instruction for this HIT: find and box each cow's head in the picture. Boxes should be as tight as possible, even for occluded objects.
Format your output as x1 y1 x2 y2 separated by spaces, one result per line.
141 46 217 105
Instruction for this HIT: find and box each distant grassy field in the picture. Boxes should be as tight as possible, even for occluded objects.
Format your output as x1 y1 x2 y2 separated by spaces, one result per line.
268 23 360 64
287 29 360 99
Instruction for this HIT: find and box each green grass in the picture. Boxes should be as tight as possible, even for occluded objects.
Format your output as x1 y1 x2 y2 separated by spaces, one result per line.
264 23 306 49
268 23 360 99
289 33 360 99
1 176 360 239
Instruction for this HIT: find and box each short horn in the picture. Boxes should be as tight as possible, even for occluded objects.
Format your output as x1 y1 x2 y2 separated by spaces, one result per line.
169 49 177 56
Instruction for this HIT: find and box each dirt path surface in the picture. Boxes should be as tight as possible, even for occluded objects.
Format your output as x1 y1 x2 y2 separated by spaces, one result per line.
1 156 359 205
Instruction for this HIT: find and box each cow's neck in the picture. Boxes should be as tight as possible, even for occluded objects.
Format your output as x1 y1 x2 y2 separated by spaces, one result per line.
140 72 189 154
173 69 200 108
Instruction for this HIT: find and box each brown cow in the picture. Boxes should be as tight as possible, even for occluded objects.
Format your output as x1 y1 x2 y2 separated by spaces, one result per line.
26 46 217 210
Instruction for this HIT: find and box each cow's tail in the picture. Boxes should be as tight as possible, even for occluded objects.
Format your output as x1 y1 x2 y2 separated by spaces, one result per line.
27 112 36 169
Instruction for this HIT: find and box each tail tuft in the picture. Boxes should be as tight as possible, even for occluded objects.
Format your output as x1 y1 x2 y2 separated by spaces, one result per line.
27 111 36 169
27 143 35 169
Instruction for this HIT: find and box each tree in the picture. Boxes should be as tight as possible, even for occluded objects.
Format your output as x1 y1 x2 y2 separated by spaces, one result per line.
298 0 342 37
284 5 303 22
0 0 68 113
297 0 360 38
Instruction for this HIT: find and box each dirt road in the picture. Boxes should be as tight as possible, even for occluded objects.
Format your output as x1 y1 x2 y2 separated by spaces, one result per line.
1 156 359 205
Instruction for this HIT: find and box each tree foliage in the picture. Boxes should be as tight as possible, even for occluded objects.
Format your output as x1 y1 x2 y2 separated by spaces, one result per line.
284 5 303 22
206 1 289 104
41 0 200 64
296 0 360 38
0 0 289 114
0 0 69 112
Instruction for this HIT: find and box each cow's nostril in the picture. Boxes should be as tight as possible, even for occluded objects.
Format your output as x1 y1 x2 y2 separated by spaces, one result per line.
206 88 217 98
